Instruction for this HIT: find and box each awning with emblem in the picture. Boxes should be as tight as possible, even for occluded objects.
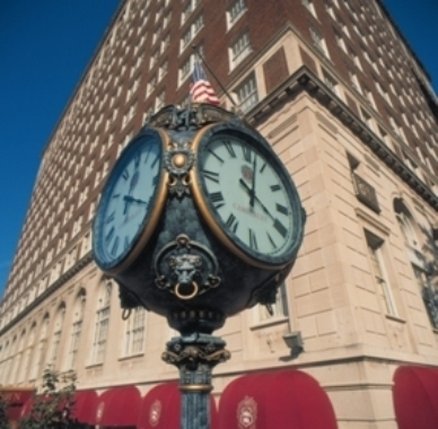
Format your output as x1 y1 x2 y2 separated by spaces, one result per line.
137 382 218 429
393 365 438 429
137 382 180 429
95 385 141 426
217 369 338 428
0 388 34 421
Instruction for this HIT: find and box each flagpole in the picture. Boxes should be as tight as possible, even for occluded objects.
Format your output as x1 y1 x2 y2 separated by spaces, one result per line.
191 45 239 109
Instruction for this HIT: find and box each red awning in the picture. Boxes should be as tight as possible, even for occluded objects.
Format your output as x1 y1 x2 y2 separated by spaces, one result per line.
0 388 34 421
72 390 99 424
218 369 338 428
393 365 438 429
20 396 34 419
137 382 218 429
96 385 141 426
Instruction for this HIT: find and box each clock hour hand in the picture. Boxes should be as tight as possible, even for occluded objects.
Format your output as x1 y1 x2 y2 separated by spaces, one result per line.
239 179 274 221
123 195 148 206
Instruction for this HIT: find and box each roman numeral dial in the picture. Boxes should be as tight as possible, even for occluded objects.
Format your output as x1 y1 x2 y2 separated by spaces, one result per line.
93 130 165 270
195 131 299 267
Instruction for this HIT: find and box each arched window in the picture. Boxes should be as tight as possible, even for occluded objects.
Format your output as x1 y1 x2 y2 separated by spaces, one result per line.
123 307 146 357
12 329 26 384
30 314 49 381
67 289 86 370
20 322 36 383
394 198 420 251
6 336 17 384
0 341 10 382
48 303 66 368
91 280 112 364
365 230 399 317
394 198 437 328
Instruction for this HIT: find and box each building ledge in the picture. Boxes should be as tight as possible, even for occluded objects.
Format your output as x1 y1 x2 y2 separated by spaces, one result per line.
247 65 438 212
0 252 94 336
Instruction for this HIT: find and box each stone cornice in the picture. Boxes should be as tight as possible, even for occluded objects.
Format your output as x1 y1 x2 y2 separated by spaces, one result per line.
247 66 438 212
0 253 93 337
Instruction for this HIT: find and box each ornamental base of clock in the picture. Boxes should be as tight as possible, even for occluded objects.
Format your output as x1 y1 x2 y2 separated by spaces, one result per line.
162 333 230 429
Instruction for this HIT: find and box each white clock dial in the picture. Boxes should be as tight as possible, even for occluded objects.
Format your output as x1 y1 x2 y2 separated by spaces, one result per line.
194 130 301 267
93 129 165 271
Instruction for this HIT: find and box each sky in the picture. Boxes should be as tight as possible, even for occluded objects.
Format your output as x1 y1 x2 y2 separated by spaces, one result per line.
0 1 437 296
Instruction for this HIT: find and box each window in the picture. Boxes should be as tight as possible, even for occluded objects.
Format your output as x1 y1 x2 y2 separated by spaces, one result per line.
352 52 363 71
123 308 146 356
310 27 329 58
254 283 289 323
158 61 168 80
12 331 26 384
67 291 85 370
364 88 377 110
155 90 165 111
179 13 203 52
365 230 398 317
322 69 339 96
235 73 258 113
91 281 112 364
229 32 252 69
20 323 36 383
30 314 49 380
226 0 246 29
360 107 376 133
147 75 157 97
48 304 65 368
302 0 317 18
181 0 200 25
394 198 438 329
326 2 335 19
349 71 362 94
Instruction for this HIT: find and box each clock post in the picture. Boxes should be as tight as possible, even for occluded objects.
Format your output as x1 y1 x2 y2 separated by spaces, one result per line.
92 103 306 429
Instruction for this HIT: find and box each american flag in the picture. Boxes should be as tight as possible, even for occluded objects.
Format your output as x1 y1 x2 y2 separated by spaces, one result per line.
190 59 220 106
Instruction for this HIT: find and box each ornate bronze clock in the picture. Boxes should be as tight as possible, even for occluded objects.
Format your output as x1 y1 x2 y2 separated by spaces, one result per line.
92 104 306 334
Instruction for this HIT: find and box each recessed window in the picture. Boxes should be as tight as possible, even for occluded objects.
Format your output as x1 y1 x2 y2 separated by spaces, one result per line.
302 0 317 17
335 31 347 53
178 50 202 85
365 230 399 317
253 283 289 323
91 281 112 364
181 0 200 25
235 73 258 113
229 32 252 70
310 27 329 58
349 71 362 94
155 90 165 111
180 14 204 53
226 0 246 29
123 308 146 356
66 290 85 370
322 69 339 96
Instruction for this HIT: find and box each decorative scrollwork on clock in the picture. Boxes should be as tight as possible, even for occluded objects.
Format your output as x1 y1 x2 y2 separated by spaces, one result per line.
154 234 221 300
164 141 195 198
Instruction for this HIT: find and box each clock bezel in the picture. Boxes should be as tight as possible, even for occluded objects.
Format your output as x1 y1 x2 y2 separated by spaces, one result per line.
92 127 169 274
190 122 304 270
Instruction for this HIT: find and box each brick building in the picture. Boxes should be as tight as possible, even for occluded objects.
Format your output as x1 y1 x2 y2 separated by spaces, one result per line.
0 0 437 427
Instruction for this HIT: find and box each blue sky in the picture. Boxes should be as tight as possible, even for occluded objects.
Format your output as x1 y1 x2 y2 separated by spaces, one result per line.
0 1 437 296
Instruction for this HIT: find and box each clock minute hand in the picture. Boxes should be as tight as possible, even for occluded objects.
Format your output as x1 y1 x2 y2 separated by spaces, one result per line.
249 155 257 209
239 179 274 221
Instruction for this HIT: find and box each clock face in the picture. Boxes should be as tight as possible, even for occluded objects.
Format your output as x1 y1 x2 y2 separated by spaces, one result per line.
192 127 303 268
93 129 166 271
